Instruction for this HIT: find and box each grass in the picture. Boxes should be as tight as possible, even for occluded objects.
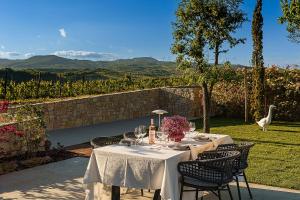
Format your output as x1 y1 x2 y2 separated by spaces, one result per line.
194 118 300 190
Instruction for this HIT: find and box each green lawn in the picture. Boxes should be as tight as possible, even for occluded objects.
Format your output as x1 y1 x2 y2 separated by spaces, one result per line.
194 118 300 190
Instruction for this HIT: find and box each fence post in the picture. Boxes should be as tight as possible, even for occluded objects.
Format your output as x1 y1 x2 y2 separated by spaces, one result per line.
36 72 41 98
3 68 8 99
59 74 62 97
244 68 249 123
81 75 85 94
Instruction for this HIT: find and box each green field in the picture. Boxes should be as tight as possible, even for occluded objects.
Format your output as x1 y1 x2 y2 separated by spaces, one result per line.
195 118 300 190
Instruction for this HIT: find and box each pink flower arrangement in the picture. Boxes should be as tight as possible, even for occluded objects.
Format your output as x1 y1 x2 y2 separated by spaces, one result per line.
162 115 189 142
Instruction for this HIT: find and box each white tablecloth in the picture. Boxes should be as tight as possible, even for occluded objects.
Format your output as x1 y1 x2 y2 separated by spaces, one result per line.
83 133 233 200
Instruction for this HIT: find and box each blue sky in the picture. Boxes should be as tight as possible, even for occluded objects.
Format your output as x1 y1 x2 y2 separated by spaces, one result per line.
0 0 299 66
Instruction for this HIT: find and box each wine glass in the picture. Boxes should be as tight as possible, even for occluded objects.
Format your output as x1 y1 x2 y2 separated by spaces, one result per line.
188 122 196 139
156 130 164 143
139 125 147 144
134 127 141 145
162 127 169 145
189 122 196 132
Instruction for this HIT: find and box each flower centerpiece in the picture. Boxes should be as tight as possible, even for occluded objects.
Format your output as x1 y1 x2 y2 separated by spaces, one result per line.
161 115 189 142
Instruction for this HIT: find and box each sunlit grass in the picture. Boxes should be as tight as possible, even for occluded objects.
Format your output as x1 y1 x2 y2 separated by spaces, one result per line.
194 118 300 190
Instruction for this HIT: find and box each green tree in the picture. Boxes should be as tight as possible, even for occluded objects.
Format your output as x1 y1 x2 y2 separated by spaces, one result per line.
204 0 246 65
279 0 300 43
172 0 246 133
252 0 265 121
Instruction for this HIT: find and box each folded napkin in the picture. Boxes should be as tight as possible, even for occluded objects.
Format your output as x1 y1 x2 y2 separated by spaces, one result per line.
189 143 216 160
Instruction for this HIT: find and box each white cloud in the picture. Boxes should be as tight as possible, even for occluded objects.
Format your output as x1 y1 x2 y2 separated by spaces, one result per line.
24 53 35 58
0 51 21 59
0 51 34 59
53 50 118 61
59 28 67 38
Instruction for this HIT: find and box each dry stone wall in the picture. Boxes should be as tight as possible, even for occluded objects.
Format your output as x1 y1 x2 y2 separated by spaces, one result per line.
28 87 207 131
159 87 202 118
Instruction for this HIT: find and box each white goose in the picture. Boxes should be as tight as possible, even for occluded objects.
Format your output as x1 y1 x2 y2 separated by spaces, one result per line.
257 105 276 131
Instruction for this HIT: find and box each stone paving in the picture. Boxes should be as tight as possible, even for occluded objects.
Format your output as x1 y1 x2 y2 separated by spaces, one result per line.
47 117 152 147
0 157 300 200
1 118 300 200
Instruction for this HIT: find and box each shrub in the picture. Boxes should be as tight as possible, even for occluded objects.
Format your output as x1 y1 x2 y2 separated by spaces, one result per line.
212 67 300 121
0 101 46 158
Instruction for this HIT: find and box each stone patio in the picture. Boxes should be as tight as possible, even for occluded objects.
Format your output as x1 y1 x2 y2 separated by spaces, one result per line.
1 118 300 200
0 157 300 200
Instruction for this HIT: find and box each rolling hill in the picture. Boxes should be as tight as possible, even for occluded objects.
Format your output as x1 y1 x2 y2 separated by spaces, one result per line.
0 55 249 81
0 55 178 77
0 56 179 81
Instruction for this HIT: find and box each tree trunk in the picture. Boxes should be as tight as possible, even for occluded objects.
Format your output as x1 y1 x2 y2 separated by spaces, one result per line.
214 43 220 66
202 82 210 133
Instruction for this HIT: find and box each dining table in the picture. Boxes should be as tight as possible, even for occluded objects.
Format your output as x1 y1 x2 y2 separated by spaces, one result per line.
83 133 233 200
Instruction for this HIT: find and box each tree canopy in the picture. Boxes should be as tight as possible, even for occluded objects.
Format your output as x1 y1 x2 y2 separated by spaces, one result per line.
279 0 300 43
172 0 246 66
172 0 246 132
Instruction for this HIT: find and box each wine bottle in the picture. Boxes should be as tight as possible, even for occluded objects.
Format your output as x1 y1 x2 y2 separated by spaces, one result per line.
149 118 156 144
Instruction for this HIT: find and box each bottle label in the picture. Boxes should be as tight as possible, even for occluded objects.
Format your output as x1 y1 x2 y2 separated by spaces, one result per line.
149 130 156 144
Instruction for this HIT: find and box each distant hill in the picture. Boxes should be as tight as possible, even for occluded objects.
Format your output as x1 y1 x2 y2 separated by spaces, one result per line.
96 57 177 77
1 55 98 69
0 55 251 81
0 58 15 65
0 55 177 77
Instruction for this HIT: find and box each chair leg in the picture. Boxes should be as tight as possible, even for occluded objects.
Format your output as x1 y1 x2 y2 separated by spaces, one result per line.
218 189 222 200
111 186 120 200
236 175 242 200
201 196 204 200
141 189 144 196
153 189 161 200
195 188 199 200
243 172 253 199
227 185 233 200
179 183 184 200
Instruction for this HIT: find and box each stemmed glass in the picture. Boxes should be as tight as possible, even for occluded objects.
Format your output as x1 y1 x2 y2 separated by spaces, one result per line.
156 129 165 143
139 125 147 144
187 122 196 139
134 127 141 145
189 122 196 132
161 127 169 146
189 122 196 137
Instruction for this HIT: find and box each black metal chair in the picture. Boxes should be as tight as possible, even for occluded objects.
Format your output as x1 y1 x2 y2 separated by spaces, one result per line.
123 131 135 139
90 134 123 148
216 142 255 200
178 150 240 200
